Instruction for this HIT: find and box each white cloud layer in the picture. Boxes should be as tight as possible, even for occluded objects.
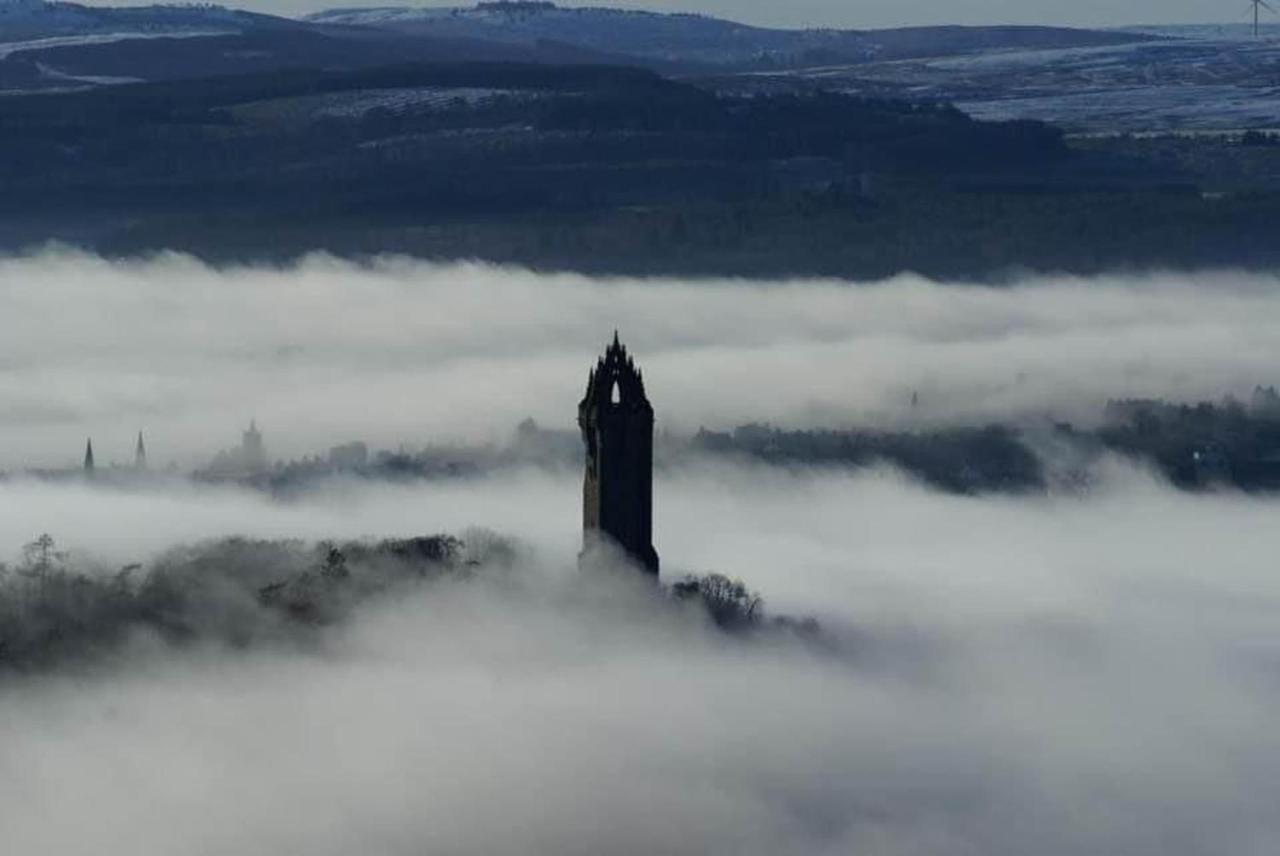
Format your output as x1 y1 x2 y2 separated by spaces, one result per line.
0 252 1278 854
1 250 1279 469
0 461 1278 855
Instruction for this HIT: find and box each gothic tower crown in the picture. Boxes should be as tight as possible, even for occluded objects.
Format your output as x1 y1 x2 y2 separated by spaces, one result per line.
581 331 652 416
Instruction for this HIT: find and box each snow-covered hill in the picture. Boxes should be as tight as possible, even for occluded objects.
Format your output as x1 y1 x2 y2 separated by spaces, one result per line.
308 3 869 66
0 0 1162 92
0 0 317 91
0 0 278 41
0 0 603 93
0 0 97 37
5 0 1268 134
306 3 1151 69
756 33 1280 132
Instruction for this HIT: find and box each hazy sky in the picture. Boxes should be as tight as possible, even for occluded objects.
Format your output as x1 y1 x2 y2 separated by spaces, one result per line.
208 0 1242 29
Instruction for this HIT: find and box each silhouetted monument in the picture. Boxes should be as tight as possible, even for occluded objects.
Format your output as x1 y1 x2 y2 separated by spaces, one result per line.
578 332 659 575
83 439 95 474
135 431 147 470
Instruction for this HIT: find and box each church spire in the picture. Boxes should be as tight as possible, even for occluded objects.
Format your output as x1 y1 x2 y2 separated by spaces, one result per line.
135 431 147 470
83 438 95 474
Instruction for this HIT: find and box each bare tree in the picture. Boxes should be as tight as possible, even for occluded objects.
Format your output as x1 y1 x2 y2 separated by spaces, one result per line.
672 573 764 629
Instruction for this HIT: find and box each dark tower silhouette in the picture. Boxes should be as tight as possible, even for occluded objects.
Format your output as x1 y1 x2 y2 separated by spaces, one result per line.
135 431 147 470
578 332 659 575
83 438 95 474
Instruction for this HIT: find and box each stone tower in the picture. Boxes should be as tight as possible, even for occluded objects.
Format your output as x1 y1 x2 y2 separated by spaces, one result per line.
578 332 659 575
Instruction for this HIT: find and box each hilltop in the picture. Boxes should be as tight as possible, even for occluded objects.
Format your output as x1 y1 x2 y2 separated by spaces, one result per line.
0 0 1157 92
0 0 642 90
308 2 1155 69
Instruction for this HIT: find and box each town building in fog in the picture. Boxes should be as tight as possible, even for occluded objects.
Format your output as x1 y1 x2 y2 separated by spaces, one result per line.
328 441 369 470
1252 385 1280 417
242 420 266 472
578 333 659 576
42 434 158 483
203 420 271 480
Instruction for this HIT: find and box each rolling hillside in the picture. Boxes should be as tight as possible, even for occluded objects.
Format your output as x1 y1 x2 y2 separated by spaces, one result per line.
0 0 1159 94
0 0 645 91
308 2 1155 69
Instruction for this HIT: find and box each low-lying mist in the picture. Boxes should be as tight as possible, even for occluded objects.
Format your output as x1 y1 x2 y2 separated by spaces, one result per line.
2 251 1279 854
1 462 1278 855
1 250 1279 467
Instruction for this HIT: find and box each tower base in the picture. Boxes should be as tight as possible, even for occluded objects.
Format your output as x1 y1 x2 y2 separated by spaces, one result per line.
579 532 659 578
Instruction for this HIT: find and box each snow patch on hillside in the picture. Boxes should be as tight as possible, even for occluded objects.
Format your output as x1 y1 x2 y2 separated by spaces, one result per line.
0 29 234 59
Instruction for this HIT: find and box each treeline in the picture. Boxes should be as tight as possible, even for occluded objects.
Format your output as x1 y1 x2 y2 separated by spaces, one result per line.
1242 131 1280 147
692 394 1280 495
0 532 493 670
0 62 674 132
694 423 1045 493
0 68 1064 193
533 90 1066 170
1095 393 1280 489
0 529 811 672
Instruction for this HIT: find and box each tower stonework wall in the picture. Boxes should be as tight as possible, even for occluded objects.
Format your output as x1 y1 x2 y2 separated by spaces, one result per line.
578 333 659 576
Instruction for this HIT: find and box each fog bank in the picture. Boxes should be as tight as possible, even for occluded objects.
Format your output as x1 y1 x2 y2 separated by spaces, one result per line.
1 251 1279 854
1 251 1279 467
0 462 1278 854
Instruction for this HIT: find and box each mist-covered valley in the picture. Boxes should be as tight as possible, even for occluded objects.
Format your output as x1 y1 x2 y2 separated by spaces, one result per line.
2 251 1280 855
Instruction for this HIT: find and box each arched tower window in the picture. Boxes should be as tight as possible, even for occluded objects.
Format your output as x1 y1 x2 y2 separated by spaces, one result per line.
611 380 621 405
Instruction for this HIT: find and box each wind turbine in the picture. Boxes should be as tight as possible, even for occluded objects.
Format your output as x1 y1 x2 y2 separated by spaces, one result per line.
1249 0 1277 37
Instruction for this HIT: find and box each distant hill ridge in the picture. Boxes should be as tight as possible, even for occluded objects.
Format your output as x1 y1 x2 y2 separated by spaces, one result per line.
0 0 292 41
0 0 1161 93
307 2 1158 68
0 0 639 91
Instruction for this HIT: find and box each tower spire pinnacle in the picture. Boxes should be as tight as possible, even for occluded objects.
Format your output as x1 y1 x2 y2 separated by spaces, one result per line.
83 438 95 474
135 431 147 470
